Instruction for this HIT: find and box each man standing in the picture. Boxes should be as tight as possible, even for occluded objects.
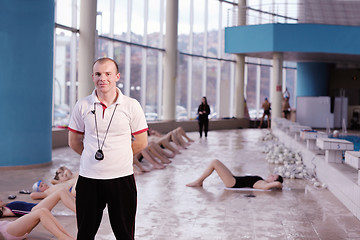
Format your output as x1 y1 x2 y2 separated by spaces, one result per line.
259 97 271 128
282 88 291 119
68 58 148 239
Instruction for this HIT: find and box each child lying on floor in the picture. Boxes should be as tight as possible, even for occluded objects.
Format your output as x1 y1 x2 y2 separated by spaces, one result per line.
186 159 283 190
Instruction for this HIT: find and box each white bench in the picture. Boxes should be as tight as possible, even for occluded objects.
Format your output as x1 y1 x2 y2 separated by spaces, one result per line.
344 151 360 169
300 130 328 150
316 138 354 163
344 151 360 185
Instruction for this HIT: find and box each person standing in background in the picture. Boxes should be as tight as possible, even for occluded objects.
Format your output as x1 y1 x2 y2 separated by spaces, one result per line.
197 96 211 138
259 97 271 128
282 88 291 119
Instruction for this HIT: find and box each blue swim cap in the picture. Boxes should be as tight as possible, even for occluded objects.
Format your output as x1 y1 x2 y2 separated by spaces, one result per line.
32 180 42 192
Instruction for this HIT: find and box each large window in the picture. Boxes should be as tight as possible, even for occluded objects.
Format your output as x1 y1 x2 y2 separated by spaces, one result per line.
53 0 297 125
176 0 238 120
53 0 79 127
192 57 204 117
146 49 160 120
114 0 128 41
206 59 217 118
129 46 142 101
177 54 189 120
246 63 257 118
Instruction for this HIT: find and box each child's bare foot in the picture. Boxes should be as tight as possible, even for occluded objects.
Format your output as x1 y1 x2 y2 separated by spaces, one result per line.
186 181 203 187
153 164 165 169
161 158 172 164
141 167 151 172
133 168 144 175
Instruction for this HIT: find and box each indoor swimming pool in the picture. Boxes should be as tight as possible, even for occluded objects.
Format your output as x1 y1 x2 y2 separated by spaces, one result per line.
332 134 360 151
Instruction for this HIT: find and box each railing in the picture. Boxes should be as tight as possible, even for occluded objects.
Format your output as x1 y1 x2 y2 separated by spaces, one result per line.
227 1 360 27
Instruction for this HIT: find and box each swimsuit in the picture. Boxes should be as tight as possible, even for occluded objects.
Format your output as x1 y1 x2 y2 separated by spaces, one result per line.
5 201 37 217
264 110 270 115
232 176 263 188
0 221 28 240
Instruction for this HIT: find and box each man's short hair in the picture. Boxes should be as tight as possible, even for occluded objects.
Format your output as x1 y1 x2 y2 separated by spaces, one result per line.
276 175 283 183
93 57 119 73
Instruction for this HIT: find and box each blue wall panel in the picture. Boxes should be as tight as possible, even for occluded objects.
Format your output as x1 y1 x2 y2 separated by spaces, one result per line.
225 24 360 55
296 62 331 97
0 0 54 166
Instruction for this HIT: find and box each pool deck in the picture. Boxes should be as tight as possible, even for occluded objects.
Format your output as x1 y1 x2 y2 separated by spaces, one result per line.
1 129 360 239
273 127 360 222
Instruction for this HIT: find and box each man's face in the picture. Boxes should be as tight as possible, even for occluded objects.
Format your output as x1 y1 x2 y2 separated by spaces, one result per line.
92 60 120 95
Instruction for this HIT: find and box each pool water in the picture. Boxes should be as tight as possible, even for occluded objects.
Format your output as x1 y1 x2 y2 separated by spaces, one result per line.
332 135 360 151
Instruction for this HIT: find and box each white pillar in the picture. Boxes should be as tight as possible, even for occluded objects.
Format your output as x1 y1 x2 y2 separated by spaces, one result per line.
238 0 246 25
271 52 283 124
234 0 246 118
163 0 178 120
234 54 245 118
78 0 97 99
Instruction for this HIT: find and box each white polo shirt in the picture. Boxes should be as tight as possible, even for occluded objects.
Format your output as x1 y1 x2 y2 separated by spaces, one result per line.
68 88 148 179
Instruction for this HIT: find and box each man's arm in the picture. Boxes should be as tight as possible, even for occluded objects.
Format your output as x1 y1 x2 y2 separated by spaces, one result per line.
68 131 84 155
132 131 148 155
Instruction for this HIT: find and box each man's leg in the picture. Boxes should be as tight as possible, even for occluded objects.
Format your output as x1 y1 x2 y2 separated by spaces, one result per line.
107 175 137 240
76 176 106 240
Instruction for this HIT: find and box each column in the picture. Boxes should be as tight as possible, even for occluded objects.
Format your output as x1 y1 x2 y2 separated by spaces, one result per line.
163 0 178 120
234 55 245 118
271 52 284 122
78 0 97 99
0 0 54 167
234 0 246 118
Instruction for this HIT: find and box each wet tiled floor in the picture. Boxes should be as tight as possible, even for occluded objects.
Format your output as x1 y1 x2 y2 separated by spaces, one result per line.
1 129 360 239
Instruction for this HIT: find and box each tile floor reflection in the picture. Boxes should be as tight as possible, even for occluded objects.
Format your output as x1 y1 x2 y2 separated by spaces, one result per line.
1 129 360 239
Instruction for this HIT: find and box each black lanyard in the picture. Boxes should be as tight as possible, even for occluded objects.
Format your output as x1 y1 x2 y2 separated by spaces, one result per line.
93 103 118 160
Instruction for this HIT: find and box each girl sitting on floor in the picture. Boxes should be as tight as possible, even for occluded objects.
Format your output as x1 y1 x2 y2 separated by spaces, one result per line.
0 208 75 240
